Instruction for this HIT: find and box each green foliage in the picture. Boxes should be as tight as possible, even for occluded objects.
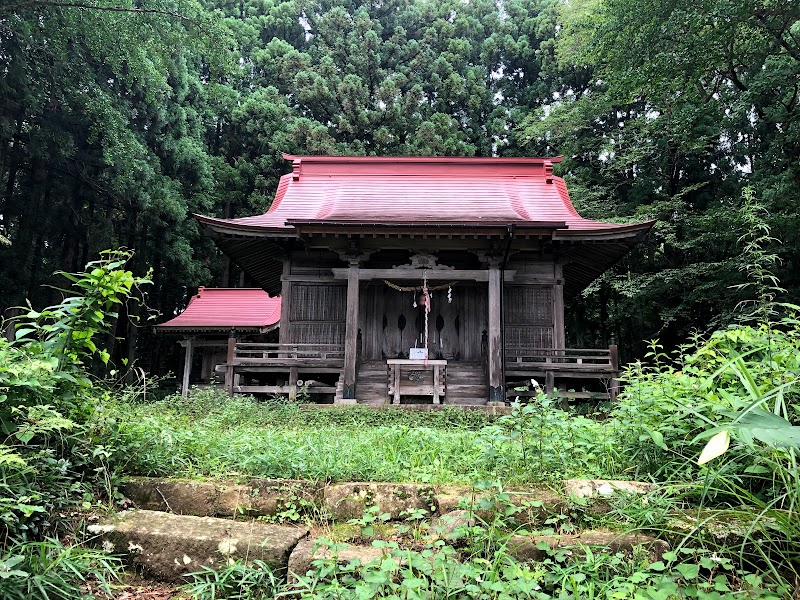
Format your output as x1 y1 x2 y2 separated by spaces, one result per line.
180 558 279 600
519 0 800 355
0 538 122 600
15 249 153 368
0 250 149 600
101 388 624 484
476 397 624 481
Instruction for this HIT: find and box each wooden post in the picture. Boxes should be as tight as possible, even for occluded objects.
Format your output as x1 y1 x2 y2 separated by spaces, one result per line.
181 338 193 397
393 364 401 404
341 262 360 402
609 343 619 401
279 258 291 344
225 329 236 396
545 369 555 397
289 366 298 402
488 264 503 403
433 364 441 404
553 263 566 350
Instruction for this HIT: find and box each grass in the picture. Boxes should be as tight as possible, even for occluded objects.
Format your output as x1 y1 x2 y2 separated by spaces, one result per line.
99 389 626 485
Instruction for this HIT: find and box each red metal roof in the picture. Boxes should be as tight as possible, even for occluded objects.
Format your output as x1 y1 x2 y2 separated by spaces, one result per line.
195 154 654 235
155 288 281 332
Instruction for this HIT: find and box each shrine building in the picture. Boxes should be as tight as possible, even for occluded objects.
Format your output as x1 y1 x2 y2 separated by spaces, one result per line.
190 154 654 405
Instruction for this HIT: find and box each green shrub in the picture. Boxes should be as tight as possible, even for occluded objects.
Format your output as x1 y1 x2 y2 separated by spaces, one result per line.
0 250 149 594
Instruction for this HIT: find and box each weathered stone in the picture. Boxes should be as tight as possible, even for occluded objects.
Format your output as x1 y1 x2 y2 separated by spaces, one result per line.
668 510 773 546
324 483 437 521
563 479 655 499
430 510 475 540
222 479 324 517
508 529 669 563
89 509 307 582
435 487 470 514
563 479 656 516
436 486 566 526
505 489 567 526
121 477 323 518
287 539 386 583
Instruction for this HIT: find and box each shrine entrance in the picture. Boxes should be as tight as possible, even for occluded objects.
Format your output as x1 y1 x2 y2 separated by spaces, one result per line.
360 280 487 362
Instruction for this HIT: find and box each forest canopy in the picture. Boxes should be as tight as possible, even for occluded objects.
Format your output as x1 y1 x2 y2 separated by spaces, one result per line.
0 0 798 372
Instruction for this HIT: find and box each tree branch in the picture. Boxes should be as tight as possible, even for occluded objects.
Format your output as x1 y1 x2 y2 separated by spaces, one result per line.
0 1 200 28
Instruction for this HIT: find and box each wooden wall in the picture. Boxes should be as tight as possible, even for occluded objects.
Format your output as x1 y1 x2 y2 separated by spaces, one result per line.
504 285 554 348
283 251 347 345
279 249 565 356
360 282 487 362
504 254 563 350
288 283 346 344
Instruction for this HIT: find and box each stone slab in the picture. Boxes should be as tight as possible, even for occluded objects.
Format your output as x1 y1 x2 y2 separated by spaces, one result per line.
563 479 655 499
431 509 475 540
122 477 323 518
89 509 307 581
436 485 566 526
508 529 669 563
324 483 437 521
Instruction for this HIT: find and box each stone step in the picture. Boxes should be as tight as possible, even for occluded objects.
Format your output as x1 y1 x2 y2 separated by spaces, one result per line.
89 509 307 582
121 477 323 518
121 477 654 525
508 530 668 562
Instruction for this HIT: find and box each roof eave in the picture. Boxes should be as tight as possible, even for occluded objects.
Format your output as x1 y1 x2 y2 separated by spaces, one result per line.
280 153 564 165
554 220 656 242
154 324 279 334
286 219 569 229
193 214 296 239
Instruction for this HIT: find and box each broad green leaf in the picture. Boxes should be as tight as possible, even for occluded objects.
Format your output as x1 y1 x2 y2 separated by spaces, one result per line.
648 429 667 450
675 563 700 580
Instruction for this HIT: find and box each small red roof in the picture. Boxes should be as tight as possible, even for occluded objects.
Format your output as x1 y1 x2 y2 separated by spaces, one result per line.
195 154 652 235
155 288 281 332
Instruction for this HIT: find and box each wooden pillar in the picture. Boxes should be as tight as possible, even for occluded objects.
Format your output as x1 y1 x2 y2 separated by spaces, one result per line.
553 263 566 350
279 257 291 344
545 370 555 397
433 364 441 404
488 264 503 403
225 329 236 396
609 343 619 401
289 366 298 402
341 262 360 402
181 338 193 397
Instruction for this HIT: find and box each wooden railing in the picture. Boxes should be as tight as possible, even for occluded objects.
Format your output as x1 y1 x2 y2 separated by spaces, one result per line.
219 341 345 398
505 347 617 372
504 345 619 400
232 342 345 363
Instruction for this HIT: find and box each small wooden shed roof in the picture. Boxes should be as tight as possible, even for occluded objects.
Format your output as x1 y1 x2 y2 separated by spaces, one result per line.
155 288 281 333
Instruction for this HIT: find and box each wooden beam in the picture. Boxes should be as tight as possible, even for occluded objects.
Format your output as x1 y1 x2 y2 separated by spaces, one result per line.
331 268 516 282
178 340 228 348
341 263 360 401
488 265 503 402
181 338 193 397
